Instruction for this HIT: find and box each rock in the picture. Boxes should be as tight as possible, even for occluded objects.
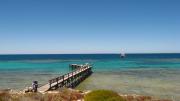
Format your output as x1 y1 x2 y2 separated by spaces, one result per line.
23 87 33 93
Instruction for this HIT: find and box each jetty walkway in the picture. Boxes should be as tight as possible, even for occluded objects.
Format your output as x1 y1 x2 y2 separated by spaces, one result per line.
38 64 92 92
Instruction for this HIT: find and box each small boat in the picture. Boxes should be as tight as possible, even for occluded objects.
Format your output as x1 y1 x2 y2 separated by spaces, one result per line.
120 53 125 58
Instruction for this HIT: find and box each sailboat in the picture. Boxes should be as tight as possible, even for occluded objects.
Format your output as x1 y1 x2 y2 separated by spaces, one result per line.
120 53 125 58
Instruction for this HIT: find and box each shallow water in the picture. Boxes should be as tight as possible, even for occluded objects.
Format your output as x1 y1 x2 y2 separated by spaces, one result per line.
0 54 180 100
77 69 180 101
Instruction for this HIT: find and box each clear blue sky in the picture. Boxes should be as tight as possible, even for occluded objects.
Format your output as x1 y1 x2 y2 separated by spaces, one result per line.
0 0 180 54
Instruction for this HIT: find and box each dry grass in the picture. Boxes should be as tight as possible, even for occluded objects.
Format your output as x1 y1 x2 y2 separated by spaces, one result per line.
0 88 83 101
121 94 172 101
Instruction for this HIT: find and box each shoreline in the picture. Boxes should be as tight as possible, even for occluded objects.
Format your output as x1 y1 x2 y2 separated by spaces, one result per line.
0 88 173 101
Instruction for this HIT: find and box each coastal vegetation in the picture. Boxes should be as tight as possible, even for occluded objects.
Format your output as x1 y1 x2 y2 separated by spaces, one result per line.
0 88 172 101
84 90 126 101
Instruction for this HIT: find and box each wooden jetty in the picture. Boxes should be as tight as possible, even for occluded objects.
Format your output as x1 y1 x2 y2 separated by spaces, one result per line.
38 64 92 93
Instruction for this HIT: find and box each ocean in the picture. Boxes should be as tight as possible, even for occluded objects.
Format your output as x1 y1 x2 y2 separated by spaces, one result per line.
0 54 180 100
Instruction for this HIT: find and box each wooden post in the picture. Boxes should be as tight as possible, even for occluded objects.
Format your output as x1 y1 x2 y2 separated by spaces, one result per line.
49 80 51 89
56 78 58 84
62 75 64 87
72 71 74 88
72 71 74 77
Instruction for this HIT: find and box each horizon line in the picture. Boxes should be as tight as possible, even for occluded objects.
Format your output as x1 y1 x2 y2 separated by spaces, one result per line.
0 52 180 55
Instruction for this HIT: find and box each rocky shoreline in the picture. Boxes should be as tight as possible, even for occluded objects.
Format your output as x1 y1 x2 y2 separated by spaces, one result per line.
0 88 172 101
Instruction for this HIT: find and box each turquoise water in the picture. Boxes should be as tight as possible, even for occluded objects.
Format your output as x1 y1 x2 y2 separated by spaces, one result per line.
0 54 180 100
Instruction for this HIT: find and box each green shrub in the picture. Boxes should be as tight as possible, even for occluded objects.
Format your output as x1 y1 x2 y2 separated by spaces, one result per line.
84 90 126 101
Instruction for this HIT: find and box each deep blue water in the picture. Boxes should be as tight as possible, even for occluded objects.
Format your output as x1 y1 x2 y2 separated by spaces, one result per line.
0 53 180 61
